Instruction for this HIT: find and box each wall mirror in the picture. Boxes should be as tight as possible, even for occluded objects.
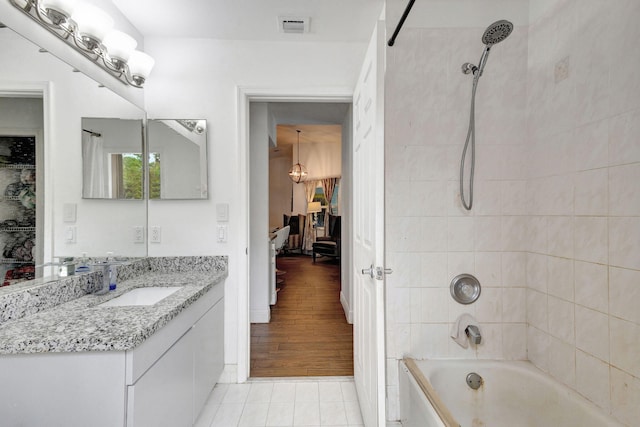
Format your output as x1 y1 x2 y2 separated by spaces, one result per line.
148 119 208 200
0 25 147 278
81 117 144 200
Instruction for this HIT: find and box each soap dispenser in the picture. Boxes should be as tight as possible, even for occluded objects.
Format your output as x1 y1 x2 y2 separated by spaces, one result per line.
76 252 90 273
106 252 117 291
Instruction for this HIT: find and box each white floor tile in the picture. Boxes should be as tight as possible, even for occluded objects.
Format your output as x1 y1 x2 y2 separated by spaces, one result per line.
319 382 343 402
248 383 275 403
295 382 320 402
211 403 244 427
340 382 358 402
271 382 297 403
293 401 321 425
239 402 269 427
224 383 252 404
320 401 348 425
266 402 295 426
197 379 362 427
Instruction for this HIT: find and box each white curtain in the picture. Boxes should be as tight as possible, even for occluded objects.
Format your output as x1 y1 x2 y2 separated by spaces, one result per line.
82 133 107 198
302 180 318 251
321 177 339 236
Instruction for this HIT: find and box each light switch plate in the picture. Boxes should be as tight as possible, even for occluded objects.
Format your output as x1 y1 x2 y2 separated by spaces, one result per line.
65 226 76 243
133 226 144 243
216 203 229 222
217 225 227 243
63 203 77 223
150 226 161 243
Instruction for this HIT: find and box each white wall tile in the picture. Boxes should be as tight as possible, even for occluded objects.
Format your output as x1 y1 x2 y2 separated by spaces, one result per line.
610 367 640 427
574 217 608 264
501 180 528 215
575 168 608 216
574 261 608 313
547 295 575 344
576 350 610 412
447 216 475 252
419 288 449 323
527 289 548 332
475 287 502 323
476 323 503 359
475 216 503 252
575 305 609 362
573 119 609 171
548 336 576 388
609 217 640 270
386 252 421 288
610 317 640 378
502 288 527 323
609 267 640 324
502 252 526 287
609 109 640 166
528 325 550 372
502 323 528 360
526 253 548 293
547 216 574 258
475 252 501 287
609 163 640 216
547 256 574 302
420 252 448 287
419 217 448 252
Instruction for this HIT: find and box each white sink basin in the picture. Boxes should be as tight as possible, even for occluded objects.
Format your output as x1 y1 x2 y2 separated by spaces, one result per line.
99 287 182 307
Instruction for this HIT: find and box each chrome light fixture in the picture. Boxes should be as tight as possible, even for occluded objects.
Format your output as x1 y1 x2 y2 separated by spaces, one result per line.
288 129 308 184
9 0 155 88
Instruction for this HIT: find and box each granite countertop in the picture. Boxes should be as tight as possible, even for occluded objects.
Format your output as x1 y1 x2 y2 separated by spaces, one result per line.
0 269 226 355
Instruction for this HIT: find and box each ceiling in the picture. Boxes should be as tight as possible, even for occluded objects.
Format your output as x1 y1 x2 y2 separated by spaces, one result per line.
112 0 384 42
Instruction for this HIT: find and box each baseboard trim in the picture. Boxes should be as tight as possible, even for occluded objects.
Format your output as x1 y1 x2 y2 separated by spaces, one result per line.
340 291 353 324
250 309 270 323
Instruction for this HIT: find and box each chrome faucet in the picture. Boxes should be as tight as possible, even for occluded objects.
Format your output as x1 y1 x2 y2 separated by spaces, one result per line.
465 325 482 345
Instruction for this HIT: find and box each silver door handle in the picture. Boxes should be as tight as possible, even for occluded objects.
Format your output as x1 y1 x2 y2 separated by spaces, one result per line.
361 264 375 278
375 267 393 281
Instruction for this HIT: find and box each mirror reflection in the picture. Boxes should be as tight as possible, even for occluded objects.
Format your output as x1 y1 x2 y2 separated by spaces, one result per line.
81 117 144 200
148 119 208 200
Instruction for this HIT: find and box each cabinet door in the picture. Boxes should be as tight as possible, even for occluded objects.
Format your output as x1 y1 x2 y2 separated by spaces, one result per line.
193 298 224 421
127 330 193 427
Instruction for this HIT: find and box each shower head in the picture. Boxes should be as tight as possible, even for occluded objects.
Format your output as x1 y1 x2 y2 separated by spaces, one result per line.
482 20 513 46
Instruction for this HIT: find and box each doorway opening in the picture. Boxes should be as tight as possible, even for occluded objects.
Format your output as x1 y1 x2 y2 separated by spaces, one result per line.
247 100 354 378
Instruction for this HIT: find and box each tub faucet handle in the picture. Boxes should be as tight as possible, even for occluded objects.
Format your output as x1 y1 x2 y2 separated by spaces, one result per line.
465 325 482 345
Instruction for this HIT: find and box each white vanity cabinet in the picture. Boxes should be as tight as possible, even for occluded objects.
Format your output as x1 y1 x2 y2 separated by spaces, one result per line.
0 281 224 427
126 286 224 427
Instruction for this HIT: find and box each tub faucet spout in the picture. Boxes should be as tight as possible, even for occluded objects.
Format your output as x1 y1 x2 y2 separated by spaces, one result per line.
465 325 482 345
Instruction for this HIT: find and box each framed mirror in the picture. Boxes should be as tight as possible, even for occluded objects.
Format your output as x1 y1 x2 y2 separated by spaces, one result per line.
148 119 208 200
81 117 144 200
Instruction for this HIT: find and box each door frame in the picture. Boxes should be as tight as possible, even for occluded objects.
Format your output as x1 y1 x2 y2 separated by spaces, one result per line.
0 82 53 269
237 86 353 382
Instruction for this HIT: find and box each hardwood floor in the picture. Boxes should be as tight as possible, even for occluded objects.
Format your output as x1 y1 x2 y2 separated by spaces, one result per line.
250 254 353 377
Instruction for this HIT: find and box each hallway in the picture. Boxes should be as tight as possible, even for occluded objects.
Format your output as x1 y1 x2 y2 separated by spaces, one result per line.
250 255 353 377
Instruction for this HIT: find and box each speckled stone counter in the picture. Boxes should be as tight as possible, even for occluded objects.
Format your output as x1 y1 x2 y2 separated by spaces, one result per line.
0 256 227 354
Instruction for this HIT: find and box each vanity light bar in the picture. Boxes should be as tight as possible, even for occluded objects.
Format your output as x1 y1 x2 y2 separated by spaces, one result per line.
8 0 154 88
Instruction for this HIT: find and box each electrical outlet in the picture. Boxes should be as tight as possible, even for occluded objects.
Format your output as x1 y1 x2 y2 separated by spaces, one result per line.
133 226 144 243
217 225 227 243
150 226 161 243
65 226 76 243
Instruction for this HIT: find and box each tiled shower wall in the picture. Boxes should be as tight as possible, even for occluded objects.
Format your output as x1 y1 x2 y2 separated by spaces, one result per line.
383 20 529 421
384 0 640 425
525 1 640 425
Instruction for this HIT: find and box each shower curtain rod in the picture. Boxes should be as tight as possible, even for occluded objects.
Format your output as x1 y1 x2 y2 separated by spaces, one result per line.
387 0 416 46
82 128 102 137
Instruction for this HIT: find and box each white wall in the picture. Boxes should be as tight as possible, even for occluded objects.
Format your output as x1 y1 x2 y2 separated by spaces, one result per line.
142 36 370 379
384 1 640 425
0 29 147 260
525 1 640 425
249 103 270 323
269 155 292 227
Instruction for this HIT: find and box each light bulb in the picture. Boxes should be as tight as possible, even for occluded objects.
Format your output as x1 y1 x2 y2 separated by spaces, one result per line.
128 50 155 85
71 3 114 48
40 0 77 25
103 30 137 65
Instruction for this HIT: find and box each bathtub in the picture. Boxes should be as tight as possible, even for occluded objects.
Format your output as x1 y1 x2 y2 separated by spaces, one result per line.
399 358 623 427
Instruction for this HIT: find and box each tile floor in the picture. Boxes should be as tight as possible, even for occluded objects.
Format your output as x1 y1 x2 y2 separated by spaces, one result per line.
195 378 364 427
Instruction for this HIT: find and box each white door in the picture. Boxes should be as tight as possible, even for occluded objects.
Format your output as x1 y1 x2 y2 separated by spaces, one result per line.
353 21 386 427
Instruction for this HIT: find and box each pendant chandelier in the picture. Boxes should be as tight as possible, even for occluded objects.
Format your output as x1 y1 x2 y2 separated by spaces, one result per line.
288 129 308 183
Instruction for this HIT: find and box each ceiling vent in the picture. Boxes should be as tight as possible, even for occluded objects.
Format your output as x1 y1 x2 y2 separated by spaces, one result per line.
278 16 310 34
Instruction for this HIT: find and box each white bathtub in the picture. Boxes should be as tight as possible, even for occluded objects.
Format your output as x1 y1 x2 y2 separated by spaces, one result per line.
399 358 623 427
